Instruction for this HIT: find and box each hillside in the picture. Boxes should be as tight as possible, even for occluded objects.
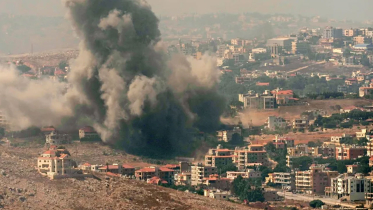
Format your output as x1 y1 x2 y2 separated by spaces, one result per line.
0 140 253 210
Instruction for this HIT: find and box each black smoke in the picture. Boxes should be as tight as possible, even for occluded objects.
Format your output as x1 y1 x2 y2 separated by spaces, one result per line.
63 0 225 158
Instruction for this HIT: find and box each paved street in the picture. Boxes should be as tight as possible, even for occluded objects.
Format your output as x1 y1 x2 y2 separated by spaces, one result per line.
277 191 358 208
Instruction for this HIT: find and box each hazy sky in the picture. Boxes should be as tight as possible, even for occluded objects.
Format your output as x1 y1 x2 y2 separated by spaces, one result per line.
0 0 373 21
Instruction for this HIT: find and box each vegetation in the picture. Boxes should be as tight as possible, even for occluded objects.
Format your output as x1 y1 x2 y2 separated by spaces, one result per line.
16 65 31 74
309 200 325 208
231 176 265 202
314 110 373 129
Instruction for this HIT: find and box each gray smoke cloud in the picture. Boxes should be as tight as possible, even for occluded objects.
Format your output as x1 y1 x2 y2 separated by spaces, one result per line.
61 0 225 157
0 65 72 130
0 0 224 157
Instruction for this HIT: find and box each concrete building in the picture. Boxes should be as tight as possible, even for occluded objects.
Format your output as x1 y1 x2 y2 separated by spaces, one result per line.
191 164 218 186
233 146 267 169
226 169 261 180
175 172 191 186
359 85 373 98
203 174 232 191
346 165 358 174
273 136 295 148
205 155 234 168
45 131 71 146
313 145 336 158
326 173 370 201
266 38 293 57
135 167 175 184
204 189 231 200
271 89 294 105
238 93 276 110
79 126 99 139
216 127 242 142
356 129 367 139
293 118 309 129
295 164 338 194
323 27 343 39
266 172 295 191
37 148 78 180
335 145 366 160
354 36 371 45
367 142 373 157
267 116 287 130
344 29 358 37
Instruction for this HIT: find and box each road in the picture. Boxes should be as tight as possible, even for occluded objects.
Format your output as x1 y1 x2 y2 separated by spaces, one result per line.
287 61 326 73
277 191 358 208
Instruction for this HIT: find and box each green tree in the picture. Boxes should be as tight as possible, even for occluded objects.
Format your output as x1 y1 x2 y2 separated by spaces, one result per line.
219 163 238 175
58 60 69 70
309 200 325 208
16 65 31 74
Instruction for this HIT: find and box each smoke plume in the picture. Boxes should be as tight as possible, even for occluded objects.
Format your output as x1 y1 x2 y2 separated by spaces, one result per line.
0 65 72 130
61 0 225 157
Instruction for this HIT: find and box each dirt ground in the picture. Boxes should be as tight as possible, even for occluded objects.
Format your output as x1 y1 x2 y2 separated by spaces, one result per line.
0 140 257 210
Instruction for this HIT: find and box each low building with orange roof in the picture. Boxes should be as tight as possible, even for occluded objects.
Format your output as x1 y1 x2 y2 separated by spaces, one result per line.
271 89 294 105
203 174 232 191
135 166 175 184
122 164 135 176
147 176 168 185
37 148 78 179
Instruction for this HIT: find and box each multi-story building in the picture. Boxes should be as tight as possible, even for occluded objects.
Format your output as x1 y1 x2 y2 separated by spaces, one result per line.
205 155 234 168
266 172 295 190
203 174 232 190
216 127 241 142
267 116 287 130
323 27 343 39
238 93 276 110
353 36 371 45
45 131 71 146
313 145 336 158
79 126 99 139
356 129 367 139
204 189 231 200
293 118 309 129
359 85 373 97
266 38 293 57
367 142 373 157
335 145 366 160
135 167 175 184
175 172 191 186
233 145 267 169
273 136 295 148
344 29 358 37
326 173 370 201
295 164 338 194
331 134 349 144
226 169 261 180
191 164 218 186
271 89 294 105
37 147 75 179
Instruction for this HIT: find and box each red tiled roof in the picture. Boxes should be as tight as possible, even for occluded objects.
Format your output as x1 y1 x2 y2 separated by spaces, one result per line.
136 167 156 173
41 126 56 132
79 126 96 133
159 167 174 172
99 165 119 170
370 156 373 161
83 163 91 167
122 164 134 169
276 90 293 95
43 150 55 155
346 78 357 81
54 70 66 75
59 154 69 159
163 164 179 169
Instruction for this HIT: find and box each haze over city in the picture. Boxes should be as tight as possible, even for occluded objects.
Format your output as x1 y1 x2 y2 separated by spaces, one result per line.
2 0 373 209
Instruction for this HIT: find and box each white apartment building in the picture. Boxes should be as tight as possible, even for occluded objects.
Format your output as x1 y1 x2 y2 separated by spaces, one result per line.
204 189 231 200
328 174 371 201
356 129 367 139
226 169 261 180
37 148 75 179
191 164 217 186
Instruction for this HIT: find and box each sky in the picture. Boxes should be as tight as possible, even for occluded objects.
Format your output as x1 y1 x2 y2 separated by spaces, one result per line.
0 0 373 21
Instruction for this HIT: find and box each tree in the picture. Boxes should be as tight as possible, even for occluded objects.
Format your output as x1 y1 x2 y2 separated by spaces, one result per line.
0 127 4 137
16 65 31 74
219 163 238 175
232 176 265 202
231 133 244 146
284 58 290 64
58 60 69 70
343 49 351 58
309 200 325 208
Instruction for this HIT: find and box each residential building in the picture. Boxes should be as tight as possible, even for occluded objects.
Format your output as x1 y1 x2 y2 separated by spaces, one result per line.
271 89 294 105
354 36 371 45
191 164 218 186
226 169 261 180
331 134 350 144
295 164 338 194
356 129 367 139
175 172 191 186
135 167 175 184
323 27 343 39
252 48 267 54
293 118 309 129
122 164 135 176
344 29 358 37
266 38 293 57
326 173 370 201
233 146 267 169
335 145 366 160
216 127 241 142
45 131 71 146
346 165 358 174
287 144 309 157
337 85 348 94
238 93 276 109
98 164 123 174
203 174 232 191
353 44 373 51
37 147 77 179
273 136 295 147
79 126 99 139
267 116 287 130
266 172 295 191
314 145 336 158
359 85 373 97
204 155 234 168
204 189 231 200
366 142 373 157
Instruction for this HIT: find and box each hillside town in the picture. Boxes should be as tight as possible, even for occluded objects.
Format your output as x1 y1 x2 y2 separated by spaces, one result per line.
4 1 373 209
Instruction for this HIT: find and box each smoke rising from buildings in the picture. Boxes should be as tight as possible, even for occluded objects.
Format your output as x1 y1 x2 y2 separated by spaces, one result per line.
61 0 225 157
0 65 72 130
